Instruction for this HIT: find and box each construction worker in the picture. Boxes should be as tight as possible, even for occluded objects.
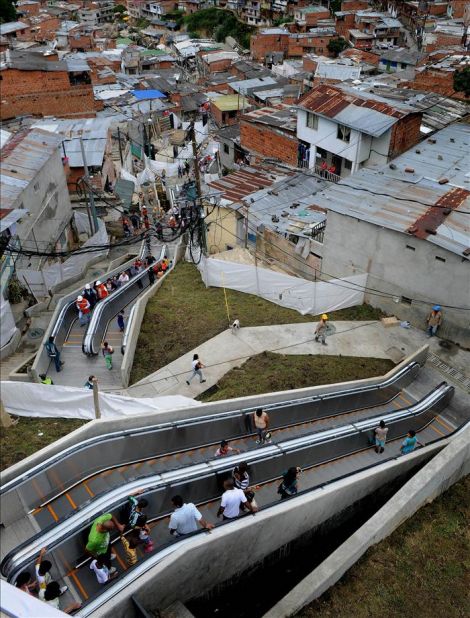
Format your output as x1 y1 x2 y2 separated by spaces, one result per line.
314 314 329 346
426 305 442 337
39 374 54 385
95 280 108 300
76 295 91 327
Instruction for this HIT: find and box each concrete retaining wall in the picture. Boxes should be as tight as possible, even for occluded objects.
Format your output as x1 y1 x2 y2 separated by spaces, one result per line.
263 422 470 618
95 438 454 618
120 239 186 388
1 346 429 485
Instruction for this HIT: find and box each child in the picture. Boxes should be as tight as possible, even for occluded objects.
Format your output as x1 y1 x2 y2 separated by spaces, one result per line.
35 547 68 597
374 420 388 454
102 341 114 370
135 514 154 554
120 530 143 566
117 311 125 333
89 557 117 584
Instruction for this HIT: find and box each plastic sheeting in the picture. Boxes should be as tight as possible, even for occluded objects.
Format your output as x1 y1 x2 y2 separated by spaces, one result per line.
17 215 109 294
0 296 18 349
0 580 67 617
199 256 367 316
1 381 201 420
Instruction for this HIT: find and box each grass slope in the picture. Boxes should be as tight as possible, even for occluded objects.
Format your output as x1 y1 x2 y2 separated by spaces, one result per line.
198 352 394 402
298 474 470 618
130 262 383 384
184 8 255 48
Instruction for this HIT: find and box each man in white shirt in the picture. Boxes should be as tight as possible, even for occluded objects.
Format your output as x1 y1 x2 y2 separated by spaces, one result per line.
217 478 255 520
169 495 214 536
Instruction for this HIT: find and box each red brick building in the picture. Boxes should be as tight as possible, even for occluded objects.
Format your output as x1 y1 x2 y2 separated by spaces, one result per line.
240 105 299 167
250 29 289 62
0 50 101 120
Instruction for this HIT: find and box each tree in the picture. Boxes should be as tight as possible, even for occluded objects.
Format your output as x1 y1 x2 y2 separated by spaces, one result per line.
0 0 17 23
453 66 470 98
327 37 348 58
113 4 126 14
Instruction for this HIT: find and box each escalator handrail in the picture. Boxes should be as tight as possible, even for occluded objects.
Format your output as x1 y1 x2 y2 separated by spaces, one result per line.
0 361 419 496
82 245 166 356
0 383 453 579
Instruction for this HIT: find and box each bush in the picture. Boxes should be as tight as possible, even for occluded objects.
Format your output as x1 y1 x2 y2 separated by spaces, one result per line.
327 37 348 57
453 66 470 98
184 8 255 49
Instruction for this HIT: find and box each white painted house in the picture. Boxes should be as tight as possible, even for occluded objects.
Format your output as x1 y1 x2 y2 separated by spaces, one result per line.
296 83 423 179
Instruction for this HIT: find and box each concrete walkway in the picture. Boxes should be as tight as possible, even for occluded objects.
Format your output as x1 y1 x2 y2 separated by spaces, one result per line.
125 321 470 399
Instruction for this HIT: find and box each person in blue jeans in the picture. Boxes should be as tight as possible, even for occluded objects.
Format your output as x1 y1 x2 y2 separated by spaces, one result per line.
45 336 63 372
400 430 422 455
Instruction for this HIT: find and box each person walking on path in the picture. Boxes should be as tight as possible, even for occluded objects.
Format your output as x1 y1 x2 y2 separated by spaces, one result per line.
169 495 214 537
215 439 240 457
102 341 114 370
121 491 149 530
374 420 388 454
76 295 91 327
278 467 301 500
314 314 329 345
217 478 255 520
86 513 124 571
186 353 206 385
253 408 270 444
400 430 422 455
117 310 125 333
426 305 442 337
45 336 63 372
39 374 54 385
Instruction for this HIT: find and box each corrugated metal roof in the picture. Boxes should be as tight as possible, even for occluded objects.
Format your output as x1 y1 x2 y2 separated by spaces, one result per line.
298 83 417 137
208 166 282 202
315 62 362 81
0 21 28 35
211 95 249 112
310 123 470 258
229 77 278 95
31 118 112 168
0 129 62 209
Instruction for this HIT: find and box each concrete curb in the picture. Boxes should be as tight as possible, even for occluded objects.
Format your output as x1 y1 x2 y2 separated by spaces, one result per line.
262 422 470 618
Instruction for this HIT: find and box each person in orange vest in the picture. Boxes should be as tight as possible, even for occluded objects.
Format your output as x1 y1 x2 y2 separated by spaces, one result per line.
95 280 108 300
76 295 91 327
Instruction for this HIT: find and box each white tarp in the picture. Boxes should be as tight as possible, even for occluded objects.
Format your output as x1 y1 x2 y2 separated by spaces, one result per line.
17 214 109 294
41 218 109 290
198 255 366 316
1 381 201 420
0 580 67 617
0 296 18 349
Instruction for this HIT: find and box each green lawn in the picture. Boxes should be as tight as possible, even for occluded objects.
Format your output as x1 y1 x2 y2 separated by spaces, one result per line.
198 352 394 402
298 474 470 618
130 262 383 384
0 418 86 471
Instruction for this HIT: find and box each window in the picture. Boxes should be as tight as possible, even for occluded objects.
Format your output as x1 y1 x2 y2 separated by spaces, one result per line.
306 112 318 130
435 256 446 263
33 182 40 192
317 146 327 159
228 110 237 119
223 143 230 154
401 296 412 305
344 159 352 170
337 124 351 143
406 245 415 251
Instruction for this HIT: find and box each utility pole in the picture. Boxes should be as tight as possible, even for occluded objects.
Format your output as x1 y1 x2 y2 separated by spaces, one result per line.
117 127 124 165
92 379 101 420
79 138 99 234
189 120 208 255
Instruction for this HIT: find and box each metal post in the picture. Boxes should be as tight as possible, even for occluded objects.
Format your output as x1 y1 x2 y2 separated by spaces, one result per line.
79 138 99 234
117 127 124 165
92 379 101 420
0 399 13 428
